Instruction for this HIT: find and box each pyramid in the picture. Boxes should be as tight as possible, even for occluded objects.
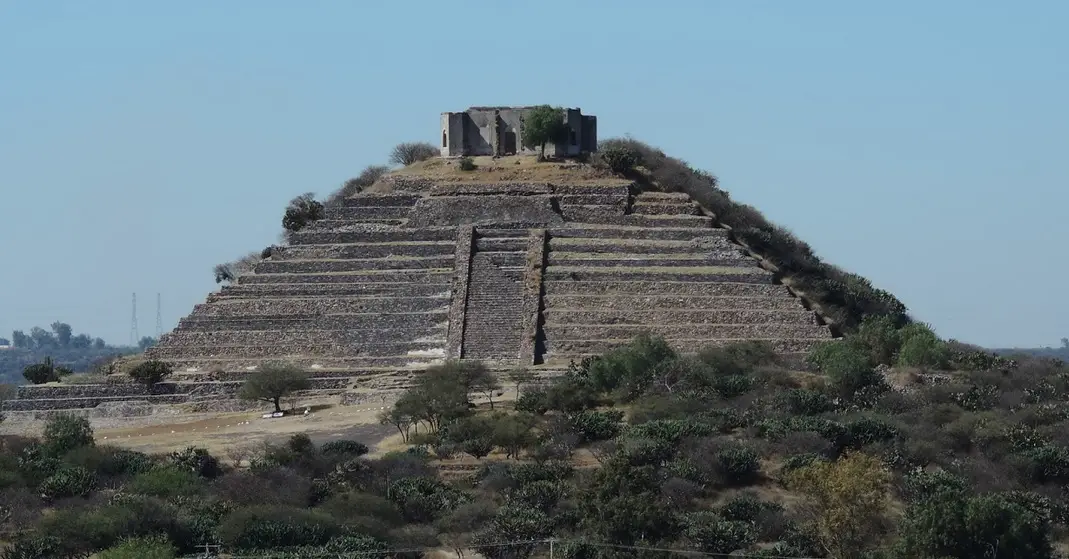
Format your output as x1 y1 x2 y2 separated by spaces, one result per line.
144 159 832 390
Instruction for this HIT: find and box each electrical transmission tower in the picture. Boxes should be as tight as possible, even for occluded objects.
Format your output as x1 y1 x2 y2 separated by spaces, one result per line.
130 293 139 347
156 293 163 338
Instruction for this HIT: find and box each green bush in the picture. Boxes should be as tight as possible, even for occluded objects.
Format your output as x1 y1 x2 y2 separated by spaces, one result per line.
320 440 370 457
569 410 624 442
217 505 340 550
897 324 950 368
97 536 176 559
39 466 96 499
596 144 643 174
0 535 62 559
783 388 835 415
716 445 760 486
683 511 756 554
168 447 222 478
125 467 201 498
128 360 173 386
43 413 94 456
808 342 884 399
458 157 477 171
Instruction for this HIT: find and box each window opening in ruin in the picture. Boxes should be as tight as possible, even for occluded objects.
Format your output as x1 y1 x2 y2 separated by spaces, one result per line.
503 129 517 154
442 130 447 148
569 129 577 145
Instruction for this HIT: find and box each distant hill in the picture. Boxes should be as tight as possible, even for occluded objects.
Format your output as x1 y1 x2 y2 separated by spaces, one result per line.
1 322 155 385
991 342 1069 361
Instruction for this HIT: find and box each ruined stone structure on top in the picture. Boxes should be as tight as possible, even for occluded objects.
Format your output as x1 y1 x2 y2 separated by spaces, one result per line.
441 107 597 157
5 109 835 414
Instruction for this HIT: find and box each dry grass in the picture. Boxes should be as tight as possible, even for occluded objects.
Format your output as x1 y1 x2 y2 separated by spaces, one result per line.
383 155 626 185
88 399 391 455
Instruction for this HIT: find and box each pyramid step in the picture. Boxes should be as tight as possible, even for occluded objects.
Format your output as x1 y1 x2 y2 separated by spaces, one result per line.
543 280 788 297
191 296 450 317
324 206 413 220
176 313 448 332
238 270 453 285
290 228 457 245
548 227 728 241
542 294 806 311
546 254 750 268
163 328 447 347
543 266 773 284
272 242 454 260
308 219 407 229
542 308 818 326
548 237 738 253
545 338 825 355
543 323 831 340
558 194 628 207
257 256 453 274
151 341 448 359
212 283 450 299
474 238 528 251
631 202 699 216
342 194 421 207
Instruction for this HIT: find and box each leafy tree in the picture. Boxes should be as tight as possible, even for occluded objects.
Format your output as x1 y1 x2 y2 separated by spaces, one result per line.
389 361 478 432
238 361 309 413
521 105 568 159
50 322 72 347
128 360 172 386
282 192 324 235
43 413 94 456
491 413 537 459
11 330 29 348
29 327 55 349
390 141 438 166
137 336 157 351
466 363 502 409
0 337 8 346
787 452 892 559
380 406 417 443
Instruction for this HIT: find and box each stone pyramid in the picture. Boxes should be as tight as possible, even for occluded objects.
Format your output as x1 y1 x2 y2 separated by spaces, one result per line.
146 160 832 390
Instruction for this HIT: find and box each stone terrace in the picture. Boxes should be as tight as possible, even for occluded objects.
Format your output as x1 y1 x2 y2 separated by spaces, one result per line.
7 172 833 412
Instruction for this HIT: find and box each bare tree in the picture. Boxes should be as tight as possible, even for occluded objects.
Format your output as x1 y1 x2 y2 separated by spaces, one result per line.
389 142 438 166
324 164 391 207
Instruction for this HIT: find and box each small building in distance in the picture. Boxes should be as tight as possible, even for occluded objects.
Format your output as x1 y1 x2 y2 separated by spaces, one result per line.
440 106 597 158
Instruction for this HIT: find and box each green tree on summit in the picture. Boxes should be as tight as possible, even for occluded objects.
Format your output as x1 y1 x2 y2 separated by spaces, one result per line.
521 105 568 160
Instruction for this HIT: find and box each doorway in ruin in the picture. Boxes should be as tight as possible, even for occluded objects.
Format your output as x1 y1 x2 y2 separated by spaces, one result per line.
503 129 517 155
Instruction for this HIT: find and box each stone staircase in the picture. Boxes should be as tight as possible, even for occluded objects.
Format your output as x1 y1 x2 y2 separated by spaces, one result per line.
460 228 527 361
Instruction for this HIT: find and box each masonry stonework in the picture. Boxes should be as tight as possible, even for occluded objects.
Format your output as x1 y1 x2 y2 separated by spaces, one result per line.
3 110 838 414
440 107 597 157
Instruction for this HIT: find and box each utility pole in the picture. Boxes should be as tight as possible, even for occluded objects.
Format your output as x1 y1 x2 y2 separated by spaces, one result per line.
129 293 139 347
155 293 163 338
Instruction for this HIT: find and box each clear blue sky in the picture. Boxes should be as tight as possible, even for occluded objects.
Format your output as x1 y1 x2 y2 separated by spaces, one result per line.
1 1 1066 348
